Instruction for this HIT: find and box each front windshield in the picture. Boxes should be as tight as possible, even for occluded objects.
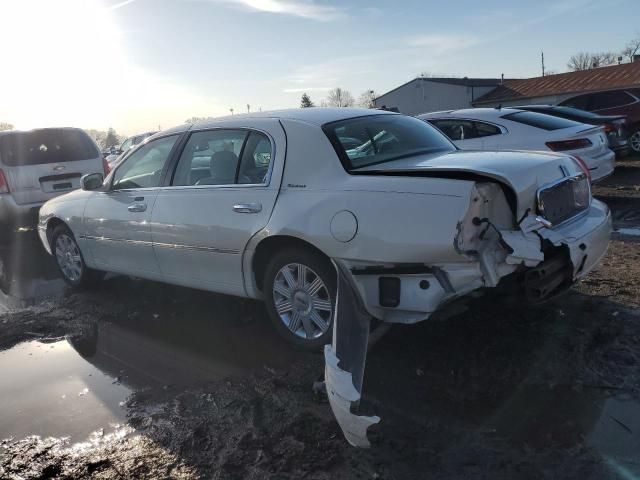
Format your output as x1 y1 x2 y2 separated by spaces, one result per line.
323 114 455 170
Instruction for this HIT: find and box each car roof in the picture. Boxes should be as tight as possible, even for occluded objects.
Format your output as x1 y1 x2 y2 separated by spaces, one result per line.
190 107 397 129
418 107 524 120
0 126 86 138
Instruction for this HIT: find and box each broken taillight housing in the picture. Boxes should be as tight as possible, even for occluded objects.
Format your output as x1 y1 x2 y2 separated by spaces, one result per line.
0 169 9 194
545 138 592 151
572 155 592 183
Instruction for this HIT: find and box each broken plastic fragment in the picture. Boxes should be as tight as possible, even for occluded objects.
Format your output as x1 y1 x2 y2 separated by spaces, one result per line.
324 345 380 448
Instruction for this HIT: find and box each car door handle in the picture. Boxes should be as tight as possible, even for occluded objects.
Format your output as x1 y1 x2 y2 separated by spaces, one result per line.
233 203 262 213
128 203 147 212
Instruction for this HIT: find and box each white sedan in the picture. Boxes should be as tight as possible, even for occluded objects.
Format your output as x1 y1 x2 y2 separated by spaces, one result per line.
38 108 611 445
418 108 615 183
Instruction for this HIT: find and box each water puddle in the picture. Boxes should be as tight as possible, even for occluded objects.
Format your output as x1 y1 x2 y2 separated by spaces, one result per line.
486 385 640 463
615 227 640 237
0 232 65 309
0 310 297 442
0 340 130 441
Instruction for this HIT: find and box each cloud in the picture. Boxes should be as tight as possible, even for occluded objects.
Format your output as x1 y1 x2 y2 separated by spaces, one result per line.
406 34 478 54
207 0 345 21
106 0 137 10
283 87 332 93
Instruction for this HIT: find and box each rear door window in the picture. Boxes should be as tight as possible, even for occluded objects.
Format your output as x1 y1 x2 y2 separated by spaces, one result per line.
430 119 477 140
473 121 502 137
0 129 99 166
588 90 635 110
502 111 582 130
172 129 248 186
559 94 591 110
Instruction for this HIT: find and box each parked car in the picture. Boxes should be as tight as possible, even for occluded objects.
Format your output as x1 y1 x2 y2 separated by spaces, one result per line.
513 105 629 158
558 88 640 155
105 131 157 168
38 109 610 352
418 108 615 183
0 127 106 233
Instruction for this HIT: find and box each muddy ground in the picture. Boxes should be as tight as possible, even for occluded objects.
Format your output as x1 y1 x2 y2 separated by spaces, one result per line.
0 160 639 479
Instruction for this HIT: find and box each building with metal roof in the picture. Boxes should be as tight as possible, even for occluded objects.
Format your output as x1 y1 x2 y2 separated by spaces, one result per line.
373 77 503 115
473 62 640 107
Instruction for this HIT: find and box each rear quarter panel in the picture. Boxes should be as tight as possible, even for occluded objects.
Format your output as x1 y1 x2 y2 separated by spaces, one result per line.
256 119 476 264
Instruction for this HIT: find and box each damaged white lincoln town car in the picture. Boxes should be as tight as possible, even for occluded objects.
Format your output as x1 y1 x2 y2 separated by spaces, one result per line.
38 108 611 446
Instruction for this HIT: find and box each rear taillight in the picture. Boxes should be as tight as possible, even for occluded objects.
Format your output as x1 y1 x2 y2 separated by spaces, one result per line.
0 169 9 194
572 155 592 183
546 138 593 151
102 157 111 176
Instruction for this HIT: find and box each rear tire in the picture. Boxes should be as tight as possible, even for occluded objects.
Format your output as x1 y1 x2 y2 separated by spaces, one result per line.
263 247 335 351
51 225 104 288
630 128 640 155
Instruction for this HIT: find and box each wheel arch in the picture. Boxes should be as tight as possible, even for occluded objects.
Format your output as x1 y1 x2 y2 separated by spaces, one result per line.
45 216 68 249
251 234 333 293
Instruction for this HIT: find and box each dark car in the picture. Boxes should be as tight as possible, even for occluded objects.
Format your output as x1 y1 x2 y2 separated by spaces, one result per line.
558 89 640 155
514 104 629 158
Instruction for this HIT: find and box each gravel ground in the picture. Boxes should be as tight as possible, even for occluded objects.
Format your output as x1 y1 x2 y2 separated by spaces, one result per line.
0 160 639 479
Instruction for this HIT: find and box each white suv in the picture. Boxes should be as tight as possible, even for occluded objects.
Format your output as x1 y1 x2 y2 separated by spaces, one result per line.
0 128 105 233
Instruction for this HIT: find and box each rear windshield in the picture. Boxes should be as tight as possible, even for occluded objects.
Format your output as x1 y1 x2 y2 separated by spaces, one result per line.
0 129 99 166
502 111 582 131
323 114 455 170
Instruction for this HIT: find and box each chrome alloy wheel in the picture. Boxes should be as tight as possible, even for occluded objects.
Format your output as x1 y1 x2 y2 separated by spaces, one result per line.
55 234 83 282
272 263 332 339
630 130 640 153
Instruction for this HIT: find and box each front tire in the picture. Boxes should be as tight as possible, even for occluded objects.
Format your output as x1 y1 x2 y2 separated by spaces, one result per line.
264 248 335 350
51 225 103 288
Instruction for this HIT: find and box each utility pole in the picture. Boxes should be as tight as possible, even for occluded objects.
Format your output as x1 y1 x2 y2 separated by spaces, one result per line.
541 51 545 77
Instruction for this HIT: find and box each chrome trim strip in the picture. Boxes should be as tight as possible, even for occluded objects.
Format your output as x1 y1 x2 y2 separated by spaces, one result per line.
79 235 240 255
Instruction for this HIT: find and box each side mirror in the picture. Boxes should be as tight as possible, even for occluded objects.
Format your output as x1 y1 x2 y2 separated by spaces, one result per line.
81 173 104 191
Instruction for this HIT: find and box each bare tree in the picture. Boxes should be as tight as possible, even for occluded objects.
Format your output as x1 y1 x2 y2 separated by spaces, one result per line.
568 51 617 71
568 52 594 71
357 90 377 109
622 33 640 62
0 122 14 132
325 88 354 107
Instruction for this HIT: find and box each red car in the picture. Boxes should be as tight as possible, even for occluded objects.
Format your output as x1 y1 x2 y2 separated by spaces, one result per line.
559 88 640 155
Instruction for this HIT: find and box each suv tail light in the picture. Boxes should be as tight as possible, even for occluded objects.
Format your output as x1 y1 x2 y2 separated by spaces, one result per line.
102 157 111 176
0 169 9 194
572 155 592 183
546 138 593 151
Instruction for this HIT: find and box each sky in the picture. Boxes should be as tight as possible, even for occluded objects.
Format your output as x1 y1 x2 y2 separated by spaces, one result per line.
0 0 637 135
